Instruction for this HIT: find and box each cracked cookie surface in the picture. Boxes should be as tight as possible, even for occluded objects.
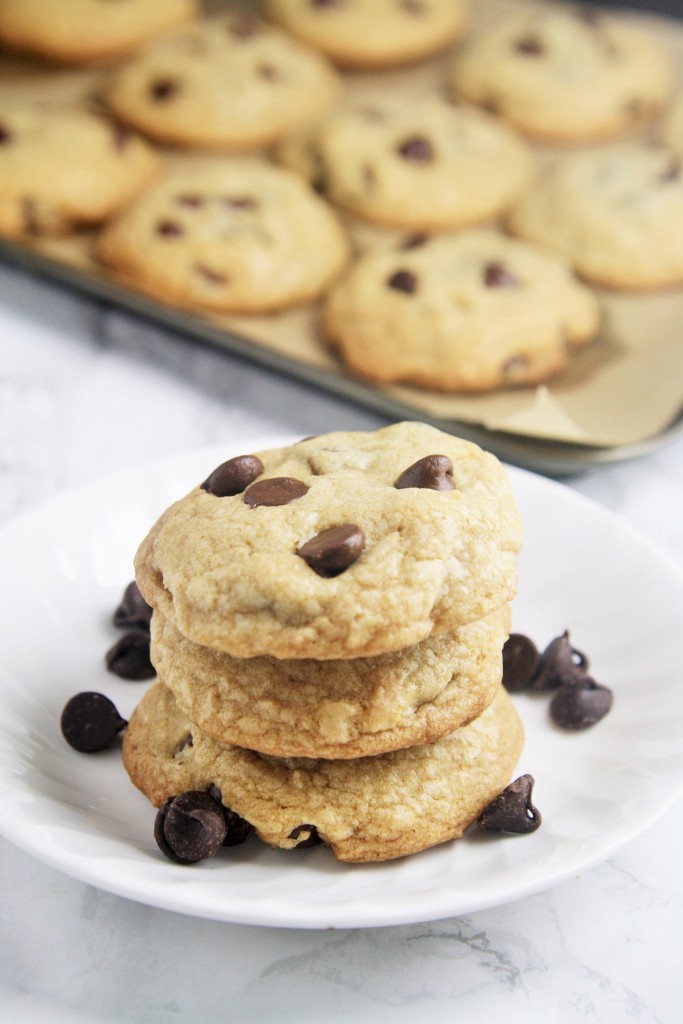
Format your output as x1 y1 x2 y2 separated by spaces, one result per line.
276 95 532 230
151 606 509 758
508 143 683 290
123 681 523 862
105 14 339 150
134 423 523 659
265 0 469 70
96 160 350 311
324 229 600 392
448 7 674 144
0 103 159 239
0 0 197 64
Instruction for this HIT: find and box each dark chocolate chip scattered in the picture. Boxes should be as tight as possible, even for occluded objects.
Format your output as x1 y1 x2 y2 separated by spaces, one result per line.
156 219 184 238
195 263 227 284
201 454 264 496
113 580 152 631
549 676 613 729
223 195 257 209
288 824 323 848
478 774 542 834
173 733 193 756
502 633 540 693
154 791 227 864
176 193 204 208
397 136 434 163
401 232 430 250
515 36 544 56
150 78 179 101
531 630 589 692
221 806 255 847
660 158 681 184
395 454 454 491
105 632 155 680
244 477 309 508
0 124 11 144
296 524 365 577
483 261 519 288
61 692 127 753
387 269 418 294
111 124 131 151
257 63 281 81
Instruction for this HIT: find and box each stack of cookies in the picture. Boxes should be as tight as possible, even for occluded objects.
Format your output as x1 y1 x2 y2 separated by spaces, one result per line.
123 422 525 863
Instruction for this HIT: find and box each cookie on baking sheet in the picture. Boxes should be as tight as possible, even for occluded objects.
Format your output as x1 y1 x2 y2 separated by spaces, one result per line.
96 160 350 312
448 6 674 145
105 15 340 151
276 96 532 230
264 0 469 70
508 143 683 290
134 423 523 660
123 681 524 862
151 605 509 759
0 103 158 239
323 229 600 393
0 0 197 64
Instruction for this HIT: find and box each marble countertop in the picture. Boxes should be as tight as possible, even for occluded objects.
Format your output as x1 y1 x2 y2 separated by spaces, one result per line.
0 263 680 1024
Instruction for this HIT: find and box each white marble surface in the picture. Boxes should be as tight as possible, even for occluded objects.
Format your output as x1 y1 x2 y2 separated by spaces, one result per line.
0 263 681 1024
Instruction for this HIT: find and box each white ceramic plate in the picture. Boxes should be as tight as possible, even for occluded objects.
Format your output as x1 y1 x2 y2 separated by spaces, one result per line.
1 438 682 930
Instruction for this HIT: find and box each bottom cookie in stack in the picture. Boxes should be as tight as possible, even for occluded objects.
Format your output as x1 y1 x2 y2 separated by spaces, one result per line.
123 680 523 864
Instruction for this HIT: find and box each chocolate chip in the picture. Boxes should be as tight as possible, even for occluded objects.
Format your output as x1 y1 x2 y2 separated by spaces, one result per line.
502 633 540 692
502 355 529 379
401 0 427 13
401 232 429 250
660 158 681 184
61 692 127 753
201 454 264 496
113 581 152 631
223 196 257 209
395 455 455 491
244 477 309 508
257 64 281 81
0 124 11 144
156 219 184 238
478 774 542 834
531 630 589 692
387 269 418 294
173 734 193 757
288 824 322 848
483 261 519 288
195 263 227 284
549 676 613 729
196 786 254 845
176 193 204 208
111 124 131 151
150 78 179 101
154 791 227 864
515 36 544 56
105 632 155 680
397 136 434 162
230 15 259 39
297 524 365 577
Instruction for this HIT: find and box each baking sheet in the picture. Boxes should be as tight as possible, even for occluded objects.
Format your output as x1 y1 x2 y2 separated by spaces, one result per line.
1 0 683 472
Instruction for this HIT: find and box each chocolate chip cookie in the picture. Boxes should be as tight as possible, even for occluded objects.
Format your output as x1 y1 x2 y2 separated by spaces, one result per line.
276 95 532 230
134 423 523 659
95 160 350 312
105 14 340 150
0 103 159 239
151 605 509 758
0 0 197 64
508 142 683 290
448 7 674 144
123 681 524 862
323 229 600 392
265 0 469 70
